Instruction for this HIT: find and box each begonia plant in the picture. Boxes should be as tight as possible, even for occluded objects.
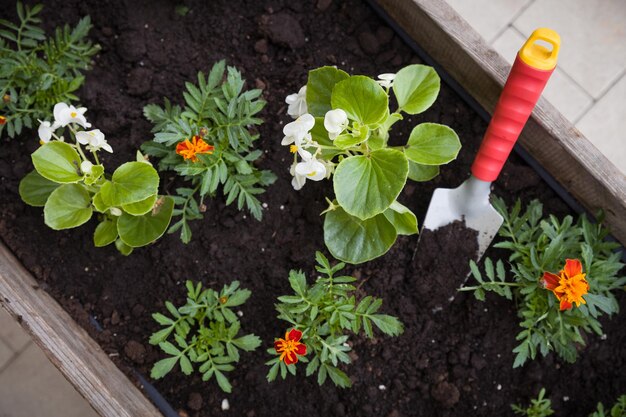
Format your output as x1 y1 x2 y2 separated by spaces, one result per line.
0 2 99 139
461 198 626 367
266 252 403 387
19 102 173 255
281 65 461 264
142 60 276 243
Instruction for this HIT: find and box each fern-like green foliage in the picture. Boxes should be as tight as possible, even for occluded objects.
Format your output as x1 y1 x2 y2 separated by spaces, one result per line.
462 198 626 367
149 280 261 393
511 388 554 417
589 395 626 417
0 2 99 138
266 252 404 388
142 60 276 243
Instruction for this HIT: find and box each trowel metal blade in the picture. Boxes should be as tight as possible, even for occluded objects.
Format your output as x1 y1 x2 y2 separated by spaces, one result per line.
421 179 504 262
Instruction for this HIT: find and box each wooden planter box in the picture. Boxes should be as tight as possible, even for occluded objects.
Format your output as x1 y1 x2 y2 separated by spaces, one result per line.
1 1 624 416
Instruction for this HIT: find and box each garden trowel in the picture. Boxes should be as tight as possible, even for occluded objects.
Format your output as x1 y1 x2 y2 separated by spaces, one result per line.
420 28 560 272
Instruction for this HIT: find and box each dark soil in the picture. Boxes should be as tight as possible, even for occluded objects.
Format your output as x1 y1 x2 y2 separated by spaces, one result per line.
1 1 624 416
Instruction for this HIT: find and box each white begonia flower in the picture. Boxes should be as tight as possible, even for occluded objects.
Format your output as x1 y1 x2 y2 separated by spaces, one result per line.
290 161 307 191
53 102 91 128
282 113 315 145
285 85 307 119
80 160 94 175
295 156 327 182
324 109 349 140
76 129 113 153
377 73 396 89
38 120 58 143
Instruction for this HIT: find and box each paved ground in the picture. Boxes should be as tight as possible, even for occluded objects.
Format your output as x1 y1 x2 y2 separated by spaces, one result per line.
0 309 98 417
447 0 626 173
0 1 625 416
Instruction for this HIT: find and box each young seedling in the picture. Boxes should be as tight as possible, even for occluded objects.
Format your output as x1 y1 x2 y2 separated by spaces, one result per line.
281 65 461 264
19 103 173 255
511 388 554 417
461 198 626 366
266 252 403 387
0 2 99 139
142 60 276 243
589 394 626 417
150 280 261 393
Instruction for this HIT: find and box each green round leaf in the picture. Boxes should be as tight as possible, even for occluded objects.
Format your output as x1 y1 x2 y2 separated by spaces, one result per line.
44 184 93 230
392 64 440 115
92 191 109 213
94 218 118 247
306 66 349 117
331 76 388 127
115 238 133 256
84 164 105 186
19 170 60 207
383 201 418 235
32 141 83 183
407 160 440 182
102 162 159 206
117 196 174 247
122 194 158 216
324 206 397 264
404 123 461 165
334 149 408 220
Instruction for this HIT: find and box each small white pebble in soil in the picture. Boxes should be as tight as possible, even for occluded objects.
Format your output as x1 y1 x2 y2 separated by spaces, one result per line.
113 333 117 337
563 396 570 402
262 202 268 208
261 248 265 252
555 364 561 369
221 399 230 411
243 215 247 219
280 205 285 210
473 406 478 410
84 267 89 271
431 339 435 343
144 23 149 29
496 384 502 390
176 281 181 285
237 311 243 317
341 61 346 65
160 38 164 42
482 401 487 407
139 61 144 66
496 354 501 358
484 308 488 312
378 384 386 391
601 334 608 340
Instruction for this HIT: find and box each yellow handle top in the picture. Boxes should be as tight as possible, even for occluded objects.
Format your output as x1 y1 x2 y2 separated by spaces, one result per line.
518 28 560 71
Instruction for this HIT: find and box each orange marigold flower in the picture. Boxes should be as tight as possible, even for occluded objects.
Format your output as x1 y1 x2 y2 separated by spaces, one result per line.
274 328 307 365
542 259 589 311
175 135 214 162
0 116 6 125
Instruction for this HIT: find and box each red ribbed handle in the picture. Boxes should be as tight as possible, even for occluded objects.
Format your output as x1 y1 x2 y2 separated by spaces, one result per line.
471 56 555 182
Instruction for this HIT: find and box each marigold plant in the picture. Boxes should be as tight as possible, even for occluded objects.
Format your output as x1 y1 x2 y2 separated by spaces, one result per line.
461 198 626 367
142 60 276 243
0 2 99 139
150 280 261 393
266 252 403 387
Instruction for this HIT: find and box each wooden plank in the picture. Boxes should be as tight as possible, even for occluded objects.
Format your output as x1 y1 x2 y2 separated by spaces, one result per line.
0 240 162 417
375 0 626 245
